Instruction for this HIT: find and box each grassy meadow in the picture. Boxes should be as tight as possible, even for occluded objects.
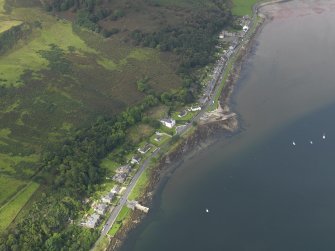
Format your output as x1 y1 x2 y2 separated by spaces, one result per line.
231 0 261 16
0 182 39 233
0 0 254 236
0 1 184 234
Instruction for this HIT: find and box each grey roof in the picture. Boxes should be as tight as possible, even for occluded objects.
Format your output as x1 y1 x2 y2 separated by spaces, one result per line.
84 213 100 228
116 165 131 174
112 173 128 183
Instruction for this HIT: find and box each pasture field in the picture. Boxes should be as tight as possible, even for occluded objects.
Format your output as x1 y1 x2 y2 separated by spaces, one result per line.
0 20 22 33
108 206 131 237
0 175 26 206
0 0 5 14
0 1 184 233
128 168 150 201
0 182 39 233
231 0 261 16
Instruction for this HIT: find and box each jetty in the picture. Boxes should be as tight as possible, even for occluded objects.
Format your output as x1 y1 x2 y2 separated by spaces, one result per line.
127 200 149 213
199 104 236 124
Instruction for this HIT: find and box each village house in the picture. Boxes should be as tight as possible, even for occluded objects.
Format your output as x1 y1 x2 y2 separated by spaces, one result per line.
154 135 162 142
83 213 100 228
94 203 108 215
111 185 121 194
116 164 131 174
178 110 187 118
160 118 176 128
112 173 127 183
138 143 151 154
188 106 201 112
130 155 141 165
101 192 114 204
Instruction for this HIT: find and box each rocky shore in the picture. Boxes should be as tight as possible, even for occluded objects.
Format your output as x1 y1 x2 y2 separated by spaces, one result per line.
107 1 286 250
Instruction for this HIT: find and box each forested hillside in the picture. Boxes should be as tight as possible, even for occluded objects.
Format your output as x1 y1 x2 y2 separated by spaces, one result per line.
0 0 235 249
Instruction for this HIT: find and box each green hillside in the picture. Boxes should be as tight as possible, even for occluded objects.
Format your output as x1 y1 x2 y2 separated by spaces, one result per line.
0 0 244 249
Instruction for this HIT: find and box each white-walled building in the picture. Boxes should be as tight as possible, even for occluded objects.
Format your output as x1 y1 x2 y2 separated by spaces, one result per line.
160 118 176 128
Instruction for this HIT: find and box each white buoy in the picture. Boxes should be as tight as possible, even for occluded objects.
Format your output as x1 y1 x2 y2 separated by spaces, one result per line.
206 208 209 213
292 141 296 146
323 134 326 139
310 140 313 144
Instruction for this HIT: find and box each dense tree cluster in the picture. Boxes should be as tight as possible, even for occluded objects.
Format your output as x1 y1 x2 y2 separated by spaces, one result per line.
131 9 231 73
42 0 96 12
0 23 31 55
38 44 72 74
0 95 159 251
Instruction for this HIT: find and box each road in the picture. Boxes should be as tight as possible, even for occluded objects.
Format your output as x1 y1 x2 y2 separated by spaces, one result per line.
100 148 160 236
96 4 261 244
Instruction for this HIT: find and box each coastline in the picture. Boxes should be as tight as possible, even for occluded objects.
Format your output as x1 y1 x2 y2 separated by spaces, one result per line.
106 1 290 250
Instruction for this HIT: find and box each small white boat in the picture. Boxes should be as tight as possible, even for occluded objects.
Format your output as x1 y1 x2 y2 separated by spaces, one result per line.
310 141 313 144
323 134 326 139
292 141 296 146
205 208 209 213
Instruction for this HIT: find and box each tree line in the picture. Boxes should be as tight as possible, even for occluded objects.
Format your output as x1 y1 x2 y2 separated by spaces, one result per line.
0 95 159 251
130 9 231 74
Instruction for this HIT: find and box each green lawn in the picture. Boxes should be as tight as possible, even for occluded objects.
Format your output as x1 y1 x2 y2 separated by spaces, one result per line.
0 0 5 14
127 124 155 144
0 20 22 33
93 236 110 251
0 176 26 206
0 153 39 175
231 0 260 16
172 110 197 123
108 206 131 237
160 125 175 136
128 168 150 201
100 158 121 173
146 105 169 120
0 182 39 233
0 14 96 87
149 133 171 147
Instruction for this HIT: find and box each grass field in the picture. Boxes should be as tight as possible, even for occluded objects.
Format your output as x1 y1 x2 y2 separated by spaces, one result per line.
128 168 150 201
153 0 213 9
0 20 22 33
127 124 155 144
172 110 197 123
0 0 214 234
150 133 171 147
0 0 5 14
0 175 26 206
0 16 95 87
0 182 39 233
108 206 131 237
231 0 261 16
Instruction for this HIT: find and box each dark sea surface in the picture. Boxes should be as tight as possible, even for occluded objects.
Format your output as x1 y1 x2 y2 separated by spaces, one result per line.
120 1 335 250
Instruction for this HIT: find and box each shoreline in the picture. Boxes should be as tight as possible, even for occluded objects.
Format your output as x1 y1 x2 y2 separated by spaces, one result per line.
106 1 290 250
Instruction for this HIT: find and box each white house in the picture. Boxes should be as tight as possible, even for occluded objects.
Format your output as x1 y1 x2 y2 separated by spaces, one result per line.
243 25 249 32
131 156 141 165
160 118 176 128
178 110 187 118
138 143 151 154
188 106 201 112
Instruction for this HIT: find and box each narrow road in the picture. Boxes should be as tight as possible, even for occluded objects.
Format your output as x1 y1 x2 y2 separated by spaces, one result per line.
96 4 262 244
100 149 160 236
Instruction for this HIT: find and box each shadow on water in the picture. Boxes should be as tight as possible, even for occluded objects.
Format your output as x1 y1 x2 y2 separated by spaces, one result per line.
119 0 335 250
